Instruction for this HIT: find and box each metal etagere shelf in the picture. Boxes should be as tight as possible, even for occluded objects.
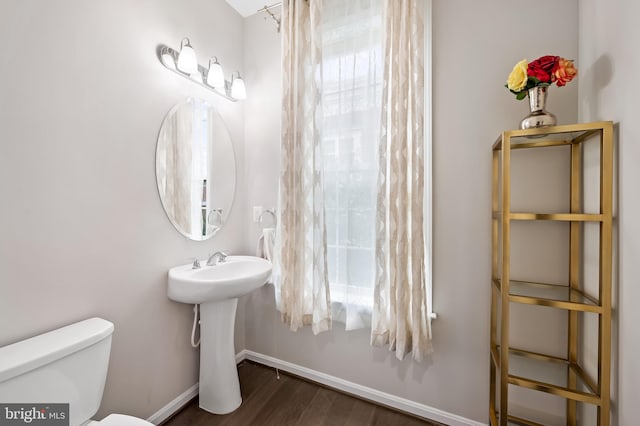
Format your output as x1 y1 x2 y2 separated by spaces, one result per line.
490 121 614 426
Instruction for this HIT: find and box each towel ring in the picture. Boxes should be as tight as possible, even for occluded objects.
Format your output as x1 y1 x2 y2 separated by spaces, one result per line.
207 208 223 226
258 208 277 228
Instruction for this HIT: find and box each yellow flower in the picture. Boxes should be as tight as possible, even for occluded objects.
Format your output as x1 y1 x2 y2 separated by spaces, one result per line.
507 59 528 92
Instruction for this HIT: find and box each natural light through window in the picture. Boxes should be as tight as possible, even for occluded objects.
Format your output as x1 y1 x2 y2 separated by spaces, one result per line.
321 0 383 317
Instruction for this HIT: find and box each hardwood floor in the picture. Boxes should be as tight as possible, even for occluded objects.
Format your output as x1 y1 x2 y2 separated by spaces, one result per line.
162 362 443 426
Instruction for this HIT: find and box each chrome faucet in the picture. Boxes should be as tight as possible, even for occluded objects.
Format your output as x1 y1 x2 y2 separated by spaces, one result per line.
206 251 228 266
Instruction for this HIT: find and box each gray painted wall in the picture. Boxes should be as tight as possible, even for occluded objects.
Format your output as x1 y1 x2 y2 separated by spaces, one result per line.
0 0 588 423
242 0 578 423
0 0 246 420
578 0 640 424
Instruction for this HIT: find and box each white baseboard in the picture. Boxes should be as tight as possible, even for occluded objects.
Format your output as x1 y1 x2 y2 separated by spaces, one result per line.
149 350 485 426
147 383 199 425
238 349 486 426
147 352 249 424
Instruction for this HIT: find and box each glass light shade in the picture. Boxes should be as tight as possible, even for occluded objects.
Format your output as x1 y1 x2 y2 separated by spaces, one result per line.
231 75 246 100
207 59 225 89
177 38 198 74
161 50 175 70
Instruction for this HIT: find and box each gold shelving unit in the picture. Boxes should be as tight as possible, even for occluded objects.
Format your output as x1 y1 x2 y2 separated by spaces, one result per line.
490 122 614 426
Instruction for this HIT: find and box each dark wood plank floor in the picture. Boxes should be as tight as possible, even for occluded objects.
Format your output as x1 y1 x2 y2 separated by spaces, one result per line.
163 362 443 426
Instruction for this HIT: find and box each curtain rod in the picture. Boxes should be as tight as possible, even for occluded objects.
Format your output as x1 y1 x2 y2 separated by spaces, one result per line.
257 2 282 32
257 2 282 12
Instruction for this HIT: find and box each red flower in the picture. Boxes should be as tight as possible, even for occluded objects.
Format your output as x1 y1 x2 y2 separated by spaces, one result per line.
527 55 559 83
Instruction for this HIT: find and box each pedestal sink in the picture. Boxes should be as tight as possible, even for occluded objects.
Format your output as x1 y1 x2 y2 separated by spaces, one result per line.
167 256 272 414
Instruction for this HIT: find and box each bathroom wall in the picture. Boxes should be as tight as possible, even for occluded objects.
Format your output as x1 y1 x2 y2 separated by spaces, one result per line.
0 0 246 420
0 0 590 423
578 0 640 424
242 0 579 424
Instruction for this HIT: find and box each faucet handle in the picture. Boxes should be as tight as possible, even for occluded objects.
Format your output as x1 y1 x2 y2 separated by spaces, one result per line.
191 258 201 269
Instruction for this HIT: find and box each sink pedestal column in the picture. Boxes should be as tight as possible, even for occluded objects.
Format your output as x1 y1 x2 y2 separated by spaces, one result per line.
198 298 242 414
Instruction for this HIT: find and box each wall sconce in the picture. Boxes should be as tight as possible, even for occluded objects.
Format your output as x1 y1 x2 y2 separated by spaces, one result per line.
207 57 225 89
157 39 246 102
176 38 198 74
230 72 247 100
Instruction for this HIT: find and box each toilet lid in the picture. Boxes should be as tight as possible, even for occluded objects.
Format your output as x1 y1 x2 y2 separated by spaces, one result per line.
96 414 154 426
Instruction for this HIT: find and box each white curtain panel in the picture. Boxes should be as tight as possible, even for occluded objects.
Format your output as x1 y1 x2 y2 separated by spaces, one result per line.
275 0 331 334
371 0 432 361
321 0 383 330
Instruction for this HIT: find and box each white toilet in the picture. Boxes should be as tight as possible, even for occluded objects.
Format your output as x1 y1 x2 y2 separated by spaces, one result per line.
0 318 153 426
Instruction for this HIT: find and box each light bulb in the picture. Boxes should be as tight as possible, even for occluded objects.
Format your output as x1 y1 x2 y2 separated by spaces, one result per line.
177 38 198 74
206 57 225 89
231 73 246 100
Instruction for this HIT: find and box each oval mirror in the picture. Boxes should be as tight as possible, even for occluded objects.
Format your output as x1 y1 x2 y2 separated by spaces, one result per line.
156 98 236 240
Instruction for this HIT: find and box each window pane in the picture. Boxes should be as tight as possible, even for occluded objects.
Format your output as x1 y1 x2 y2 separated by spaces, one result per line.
346 247 375 287
321 0 382 306
347 209 375 248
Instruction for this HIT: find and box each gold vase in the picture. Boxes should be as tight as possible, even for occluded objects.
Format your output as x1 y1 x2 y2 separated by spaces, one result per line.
519 86 557 130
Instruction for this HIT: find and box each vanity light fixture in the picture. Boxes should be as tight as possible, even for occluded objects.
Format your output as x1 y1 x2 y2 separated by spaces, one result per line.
230 72 247 100
176 38 198 74
157 40 246 102
190 72 204 84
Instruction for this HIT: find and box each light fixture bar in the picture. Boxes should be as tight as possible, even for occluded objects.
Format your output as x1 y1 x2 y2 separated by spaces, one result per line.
157 45 239 102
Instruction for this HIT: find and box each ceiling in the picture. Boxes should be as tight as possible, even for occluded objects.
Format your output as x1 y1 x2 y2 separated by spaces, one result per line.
225 0 280 18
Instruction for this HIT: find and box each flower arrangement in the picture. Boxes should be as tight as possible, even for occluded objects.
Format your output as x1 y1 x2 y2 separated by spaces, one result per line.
506 55 577 100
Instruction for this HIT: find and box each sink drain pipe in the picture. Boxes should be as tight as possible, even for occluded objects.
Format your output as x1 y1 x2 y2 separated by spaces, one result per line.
191 304 201 348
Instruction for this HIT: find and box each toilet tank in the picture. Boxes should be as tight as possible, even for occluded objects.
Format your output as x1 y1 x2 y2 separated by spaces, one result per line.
0 318 115 426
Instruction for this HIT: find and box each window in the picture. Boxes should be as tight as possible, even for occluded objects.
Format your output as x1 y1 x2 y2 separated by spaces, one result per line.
321 0 383 317
276 0 433 335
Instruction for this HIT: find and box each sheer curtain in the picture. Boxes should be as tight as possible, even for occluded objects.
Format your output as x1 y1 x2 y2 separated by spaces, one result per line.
371 0 432 361
321 0 383 330
276 0 431 350
275 0 331 335
159 104 192 233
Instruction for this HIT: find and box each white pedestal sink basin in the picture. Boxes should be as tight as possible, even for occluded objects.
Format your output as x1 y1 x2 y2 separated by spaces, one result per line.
167 256 272 414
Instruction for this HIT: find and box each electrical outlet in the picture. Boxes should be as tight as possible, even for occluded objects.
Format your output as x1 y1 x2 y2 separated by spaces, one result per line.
253 206 263 223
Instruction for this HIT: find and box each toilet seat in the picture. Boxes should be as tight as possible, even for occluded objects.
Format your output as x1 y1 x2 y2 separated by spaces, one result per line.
88 414 154 425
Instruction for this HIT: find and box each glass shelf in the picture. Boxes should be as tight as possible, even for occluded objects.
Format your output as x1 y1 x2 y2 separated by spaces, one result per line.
492 122 609 151
492 412 546 426
492 279 601 313
493 346 601 405
492 211 604 222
